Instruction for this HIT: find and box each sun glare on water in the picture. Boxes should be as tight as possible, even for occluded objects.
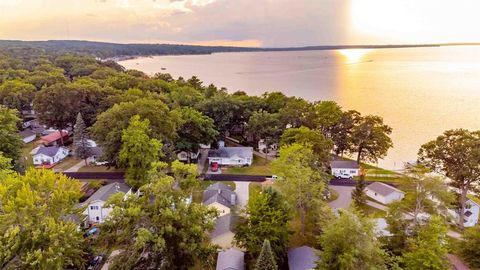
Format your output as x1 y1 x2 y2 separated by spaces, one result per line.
338 49 372 64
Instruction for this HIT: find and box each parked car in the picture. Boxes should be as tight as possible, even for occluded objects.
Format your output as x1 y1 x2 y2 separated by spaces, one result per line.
83 227 98 238
211 162 219 172
87 255 104 270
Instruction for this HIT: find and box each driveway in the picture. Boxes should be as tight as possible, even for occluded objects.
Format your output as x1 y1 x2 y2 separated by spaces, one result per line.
328 185 354 209
63 160 86 173
234 181 250 208
197 149 209 173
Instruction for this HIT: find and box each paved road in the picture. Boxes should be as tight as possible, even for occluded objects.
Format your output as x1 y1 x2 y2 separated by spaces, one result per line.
328 185 354 209
204 174 267 182
234 181 250 208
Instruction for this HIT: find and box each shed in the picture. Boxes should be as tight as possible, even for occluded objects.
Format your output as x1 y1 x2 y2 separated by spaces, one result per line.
365 182 405 204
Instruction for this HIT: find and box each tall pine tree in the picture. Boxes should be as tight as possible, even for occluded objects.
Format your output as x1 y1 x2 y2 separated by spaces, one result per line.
73 112 91 165
255 239 277 270
352 173 367 208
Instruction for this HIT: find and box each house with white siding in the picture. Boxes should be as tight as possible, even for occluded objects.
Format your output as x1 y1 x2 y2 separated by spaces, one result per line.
330 160 360 179
365 182 405 205
32 146 69 165
202 182 236 217
208 146 253 166
82 182 131 224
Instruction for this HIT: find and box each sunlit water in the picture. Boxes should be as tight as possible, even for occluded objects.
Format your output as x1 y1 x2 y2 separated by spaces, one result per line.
119 46 480 170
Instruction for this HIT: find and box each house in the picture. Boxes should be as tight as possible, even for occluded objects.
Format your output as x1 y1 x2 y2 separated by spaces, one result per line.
216 248 245 270
19 129 36 143
202 183 236 217
365 182 405 204
177 150 200 163
82 182 131 224
330 160 360 178
208 146 253 166
211 213 235 248
32 146 69 165
461 199 479 227
38 130 69 146
288 246 319 270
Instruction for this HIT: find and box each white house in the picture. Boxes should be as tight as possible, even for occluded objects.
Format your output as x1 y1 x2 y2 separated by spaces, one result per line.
177 150 200 163
365 182 405 205
330 160 360 178
83 182 131 224
202 182 236 217
461 199 480 227
32 146 69 165
19 129 36 143
208 146 253 166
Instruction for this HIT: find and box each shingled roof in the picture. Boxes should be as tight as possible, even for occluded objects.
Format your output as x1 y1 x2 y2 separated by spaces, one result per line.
330 160 360 169
203 183 236 208
216 248 244 270
208 147 253 159
366 182 404 197
288 246 319 270
34 146 66 157
85 182 130 204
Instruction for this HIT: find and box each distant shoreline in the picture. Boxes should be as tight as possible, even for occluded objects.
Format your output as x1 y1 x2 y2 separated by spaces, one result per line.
112 43 480 62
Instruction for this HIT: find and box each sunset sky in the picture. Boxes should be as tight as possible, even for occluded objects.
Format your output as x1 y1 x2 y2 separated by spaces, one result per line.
1 0 479 47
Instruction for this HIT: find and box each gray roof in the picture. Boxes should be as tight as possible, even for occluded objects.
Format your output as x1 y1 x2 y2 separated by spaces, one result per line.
208 147 253 159
89 146 103 157
210 213 232 239
85 182 130 204
203 183 236 207
34 146 64 157
19 129 36 138
288 246 319 270
366 182 405 197
216 248 244 270
330 160 360 169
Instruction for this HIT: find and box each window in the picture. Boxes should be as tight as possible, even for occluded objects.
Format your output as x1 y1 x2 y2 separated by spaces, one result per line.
90 206 99 210
96 216 99 221
350 170 356 174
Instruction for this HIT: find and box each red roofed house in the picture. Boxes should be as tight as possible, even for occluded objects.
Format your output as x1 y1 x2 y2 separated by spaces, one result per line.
39 130 69 146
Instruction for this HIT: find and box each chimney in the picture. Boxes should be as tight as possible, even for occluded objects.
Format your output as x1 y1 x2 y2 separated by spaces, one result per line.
218 189 221 194
230 194 236 205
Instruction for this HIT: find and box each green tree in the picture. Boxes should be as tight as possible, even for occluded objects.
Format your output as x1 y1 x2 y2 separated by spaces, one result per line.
418 129 480 230
234 187 291 265
99 166 217 270
0 80 36 112
310 101 343 137
401 216 449 270
247 110 283 159
272 143 327 236
278 97 313 128
352 115 393 164
255 239 278 270
351 174 367 208
0 105 22 168
119 115 162 189
175 107 218 162
91 98 180 166
316 210 387 270
198 93 240 135
73 112 92 165
262 92 289 113
330 110 362 156
0 169 86 269
459 226 480 268
280 126 333 168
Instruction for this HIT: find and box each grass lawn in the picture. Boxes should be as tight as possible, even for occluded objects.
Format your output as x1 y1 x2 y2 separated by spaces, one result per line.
53 156 82 171
222 155 272 175
358 203 387 218
192 180 236 203
20 142 38 169
77 165 124 173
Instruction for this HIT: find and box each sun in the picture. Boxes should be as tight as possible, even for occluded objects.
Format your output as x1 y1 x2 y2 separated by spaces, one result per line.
337 49 371 64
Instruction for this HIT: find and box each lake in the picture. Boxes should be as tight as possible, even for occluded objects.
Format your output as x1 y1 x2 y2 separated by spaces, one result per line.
119 46 480 170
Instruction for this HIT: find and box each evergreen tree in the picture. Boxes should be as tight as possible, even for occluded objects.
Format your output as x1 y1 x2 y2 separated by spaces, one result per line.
73 112 91 165
352 173 367 208
255 239 277 270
